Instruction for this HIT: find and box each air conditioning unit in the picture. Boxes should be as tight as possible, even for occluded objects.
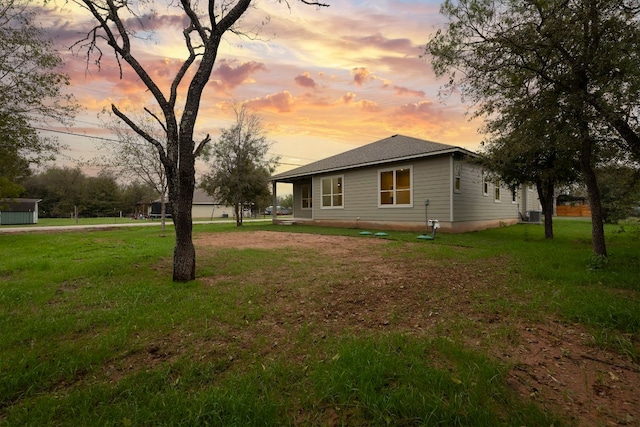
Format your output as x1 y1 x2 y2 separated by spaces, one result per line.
528 211 542 223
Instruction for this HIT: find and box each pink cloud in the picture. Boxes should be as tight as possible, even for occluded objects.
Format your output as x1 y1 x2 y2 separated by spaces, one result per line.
344 33 417 55
393 86 425 97
211 60 267 93
245 91 296 113
294 72 316 88
341 92 356 104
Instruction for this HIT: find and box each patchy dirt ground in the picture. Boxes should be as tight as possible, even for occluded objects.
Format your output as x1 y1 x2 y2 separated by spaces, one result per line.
194 231 640 426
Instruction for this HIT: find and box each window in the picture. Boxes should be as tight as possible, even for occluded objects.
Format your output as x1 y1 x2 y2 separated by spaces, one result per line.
482 173 489 196
511 188 517 204
379 166 412 207
454 162 461 192
494 179 501 202
321 176 343 208
301 184 312 209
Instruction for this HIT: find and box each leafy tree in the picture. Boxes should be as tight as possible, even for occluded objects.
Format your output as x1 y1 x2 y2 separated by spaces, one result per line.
201 105 278 226
597 163 640 223
120 181 158 218
22 167 88 218
74 0 329 281
83 171 122 217
476 88 581 239
278 194 293 210
0 0 77 198
426 0 640 257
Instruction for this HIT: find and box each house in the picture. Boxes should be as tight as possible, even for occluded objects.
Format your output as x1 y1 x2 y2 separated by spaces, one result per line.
269 134 541 233
149 188 236 219
0 198 42 225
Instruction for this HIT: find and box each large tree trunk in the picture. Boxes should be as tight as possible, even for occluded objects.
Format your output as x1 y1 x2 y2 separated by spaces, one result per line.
170 140 197 282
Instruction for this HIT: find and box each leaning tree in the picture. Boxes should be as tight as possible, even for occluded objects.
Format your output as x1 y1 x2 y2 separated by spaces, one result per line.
73 0 329 281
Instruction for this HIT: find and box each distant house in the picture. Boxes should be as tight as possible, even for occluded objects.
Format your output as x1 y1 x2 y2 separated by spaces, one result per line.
149 188 236 219
0 198 42 225
269 135 541 233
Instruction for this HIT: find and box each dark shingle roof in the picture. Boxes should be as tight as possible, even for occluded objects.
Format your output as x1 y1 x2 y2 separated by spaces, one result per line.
0 198 41 212
272 134 475 181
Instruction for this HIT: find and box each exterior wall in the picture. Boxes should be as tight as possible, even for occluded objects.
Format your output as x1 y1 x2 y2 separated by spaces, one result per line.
309 156 453 227
0 211 37 225
283 155 541 233
192 204 234 218
451 160 520 224
520 185 542 216
292 178 313 219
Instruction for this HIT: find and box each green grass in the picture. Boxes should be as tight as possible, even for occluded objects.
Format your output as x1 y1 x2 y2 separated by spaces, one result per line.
1 219 638 425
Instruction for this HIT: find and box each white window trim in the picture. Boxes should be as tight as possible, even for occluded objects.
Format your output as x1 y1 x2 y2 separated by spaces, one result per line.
511 188 518 204
301 183 312 210
453 162 461 194
494 179 501 203
482 172 489 197
320 175 344 209
378 165 414 208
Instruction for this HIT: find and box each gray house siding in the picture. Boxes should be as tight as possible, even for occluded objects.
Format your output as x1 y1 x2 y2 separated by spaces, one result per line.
273 135 538 233
452 162 519 223
302 156 454 227
292 179 313 219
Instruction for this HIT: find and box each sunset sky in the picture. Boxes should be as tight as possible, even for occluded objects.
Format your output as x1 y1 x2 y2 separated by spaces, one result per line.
36 0 483 180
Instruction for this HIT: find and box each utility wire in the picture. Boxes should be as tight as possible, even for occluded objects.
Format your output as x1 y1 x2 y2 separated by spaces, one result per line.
34 126 309 167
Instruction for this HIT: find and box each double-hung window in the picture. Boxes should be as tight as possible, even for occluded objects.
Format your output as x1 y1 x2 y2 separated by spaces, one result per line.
321 176 343 208
379 166 412 207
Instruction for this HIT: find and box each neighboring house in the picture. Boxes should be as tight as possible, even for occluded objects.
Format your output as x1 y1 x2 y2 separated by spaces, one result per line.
0 198 42 225
269 134 541 233
150 188 236 219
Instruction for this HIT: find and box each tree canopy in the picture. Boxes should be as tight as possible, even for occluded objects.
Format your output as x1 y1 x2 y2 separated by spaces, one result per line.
0 0 77 198
426 0 640 256
201 105 278 226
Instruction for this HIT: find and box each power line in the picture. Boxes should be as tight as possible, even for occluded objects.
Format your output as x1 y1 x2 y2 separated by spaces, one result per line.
34 126 308 167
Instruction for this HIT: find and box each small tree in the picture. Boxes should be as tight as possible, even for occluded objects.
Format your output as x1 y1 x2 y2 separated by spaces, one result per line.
95 113 169 230
201 105 278 226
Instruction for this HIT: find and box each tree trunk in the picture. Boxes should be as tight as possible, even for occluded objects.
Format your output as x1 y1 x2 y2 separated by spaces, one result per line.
160 192 166 231
235 202 242 227
536 180 555 239
170 146 196 282
580 133 607 257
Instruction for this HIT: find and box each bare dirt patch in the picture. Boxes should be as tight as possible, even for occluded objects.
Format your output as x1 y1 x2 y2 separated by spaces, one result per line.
194 231 639 426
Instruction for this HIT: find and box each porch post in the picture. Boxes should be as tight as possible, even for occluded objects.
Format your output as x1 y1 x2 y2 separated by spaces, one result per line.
272 181 277 223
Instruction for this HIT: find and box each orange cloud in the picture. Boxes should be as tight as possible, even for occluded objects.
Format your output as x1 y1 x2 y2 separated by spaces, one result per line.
354 99 382 113
351 67 373 86
245 91 296 113
340 92 356 104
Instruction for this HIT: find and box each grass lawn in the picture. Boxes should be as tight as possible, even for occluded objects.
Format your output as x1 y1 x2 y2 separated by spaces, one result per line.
0 219 638 425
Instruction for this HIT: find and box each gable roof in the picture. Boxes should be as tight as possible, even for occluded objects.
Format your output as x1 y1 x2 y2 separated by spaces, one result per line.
0 198 42 212
272 134 476 181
